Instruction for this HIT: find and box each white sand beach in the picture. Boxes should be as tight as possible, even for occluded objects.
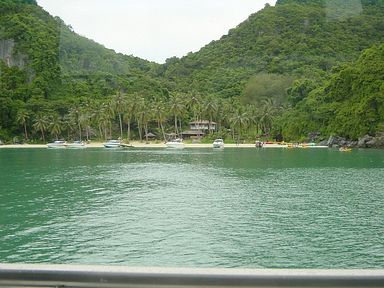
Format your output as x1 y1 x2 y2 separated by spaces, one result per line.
0 142 258 149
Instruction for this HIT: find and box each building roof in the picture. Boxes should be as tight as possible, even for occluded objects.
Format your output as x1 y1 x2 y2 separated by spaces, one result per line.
189 120 217 125
181 130 205 136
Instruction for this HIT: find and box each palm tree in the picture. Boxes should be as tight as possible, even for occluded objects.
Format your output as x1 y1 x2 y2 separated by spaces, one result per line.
203 96 218 134
49 114 62 140
62 114 74 140
142 100 154 143
91 102 105 140
79 108 92 141
169 93 185 136
134 96 145 141
230 109 249 144
112 91 126 140
33 114 49 142
68 107 82 140
99 104 113 140
260 99 277 135
153 100 168 142
187 91 202 122
16 109 29 141
124 93 138 142
247 104 261 136
100 114 110 141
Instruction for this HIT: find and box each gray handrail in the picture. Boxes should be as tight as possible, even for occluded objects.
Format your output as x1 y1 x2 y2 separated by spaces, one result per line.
1 264 384 287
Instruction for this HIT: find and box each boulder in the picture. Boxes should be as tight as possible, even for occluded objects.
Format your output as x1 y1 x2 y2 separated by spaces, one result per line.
327 135 346 147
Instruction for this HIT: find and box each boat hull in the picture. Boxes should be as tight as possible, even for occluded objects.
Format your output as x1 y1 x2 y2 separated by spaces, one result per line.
212 139 224 149
67 144 86 149
103 144 121 148
166 143 185 149
47 141 67 149
103 140 122 148
212 143 224 149
47 144 67 149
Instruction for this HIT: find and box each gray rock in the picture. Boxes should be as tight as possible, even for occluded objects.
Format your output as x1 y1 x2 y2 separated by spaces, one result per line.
327 135 346 147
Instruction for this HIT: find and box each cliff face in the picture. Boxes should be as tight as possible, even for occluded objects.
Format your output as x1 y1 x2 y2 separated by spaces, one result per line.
0 39 27 68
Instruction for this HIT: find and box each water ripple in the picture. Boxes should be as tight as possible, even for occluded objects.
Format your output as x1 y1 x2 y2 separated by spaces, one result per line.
0 148 383 268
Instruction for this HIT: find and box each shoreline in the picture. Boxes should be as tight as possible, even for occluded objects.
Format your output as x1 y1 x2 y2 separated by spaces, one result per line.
0 142 257 149
0 142 331 149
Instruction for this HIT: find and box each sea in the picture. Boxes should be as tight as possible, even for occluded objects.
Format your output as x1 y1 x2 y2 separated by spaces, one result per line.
0 147 383 268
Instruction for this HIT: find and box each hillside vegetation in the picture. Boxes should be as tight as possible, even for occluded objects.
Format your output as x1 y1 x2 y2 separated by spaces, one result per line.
160 0 384 98
0 0 383 144
280 43 384 141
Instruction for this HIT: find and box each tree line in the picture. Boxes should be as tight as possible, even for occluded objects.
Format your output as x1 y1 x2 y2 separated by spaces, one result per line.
12 90 287 144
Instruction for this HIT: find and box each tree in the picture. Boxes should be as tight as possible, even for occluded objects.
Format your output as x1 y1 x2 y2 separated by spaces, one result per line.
153 100 168 142
16 109 29 141
169 93 185 136
187 91 202 122
260 99 278 135
68 107 82 141
230 109 249 144
49 113 62 140
124 93 138 142
134 96 146 141
242 73 294 106
287 79 317 107
32 114 49 142
112 91 126 140
203 96 218 134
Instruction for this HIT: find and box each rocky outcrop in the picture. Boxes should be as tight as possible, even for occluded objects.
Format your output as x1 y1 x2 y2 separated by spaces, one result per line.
357 134 384 148
324 134 384 148
0 39 27 68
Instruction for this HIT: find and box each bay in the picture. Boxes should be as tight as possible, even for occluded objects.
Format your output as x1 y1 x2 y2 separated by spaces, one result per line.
0 148 383 268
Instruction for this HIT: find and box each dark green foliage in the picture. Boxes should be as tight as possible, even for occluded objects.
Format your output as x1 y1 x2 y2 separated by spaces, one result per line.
281 44 384 140
242 73 294 106
159 0 384 101
276 0 384 6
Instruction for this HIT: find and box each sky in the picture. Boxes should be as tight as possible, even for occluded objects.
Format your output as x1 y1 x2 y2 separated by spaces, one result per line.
36 0 276 63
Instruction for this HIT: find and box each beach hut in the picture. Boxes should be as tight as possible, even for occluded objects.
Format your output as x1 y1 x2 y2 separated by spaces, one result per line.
144 132 156 139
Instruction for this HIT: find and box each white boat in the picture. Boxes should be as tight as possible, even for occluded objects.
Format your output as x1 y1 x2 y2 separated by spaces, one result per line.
103 139 122 148
67 141 86 149
212 139 224 149
47 140 67 149
166 138 185 149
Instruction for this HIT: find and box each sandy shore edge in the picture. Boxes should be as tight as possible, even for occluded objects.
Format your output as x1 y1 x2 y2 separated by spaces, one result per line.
0 142 258 149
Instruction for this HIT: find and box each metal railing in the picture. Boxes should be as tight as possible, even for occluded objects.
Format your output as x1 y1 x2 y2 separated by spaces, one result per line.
1 264 384 287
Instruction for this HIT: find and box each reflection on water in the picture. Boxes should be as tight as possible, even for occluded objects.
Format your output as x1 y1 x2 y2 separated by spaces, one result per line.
0 148 383 268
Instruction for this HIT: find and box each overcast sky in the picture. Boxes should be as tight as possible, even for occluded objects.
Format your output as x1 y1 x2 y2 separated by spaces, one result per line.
37 0 276 63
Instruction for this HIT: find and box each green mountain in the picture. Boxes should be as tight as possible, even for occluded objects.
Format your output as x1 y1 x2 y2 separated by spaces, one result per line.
0 0 165 138
160 0 384 99
280 43 384 141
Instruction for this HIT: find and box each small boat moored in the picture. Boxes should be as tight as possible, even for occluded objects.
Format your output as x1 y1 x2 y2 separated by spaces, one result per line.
67 141 86 149
212 139 224 149
47 140 67 149
166 138 185 149
103 139 122 148
255 140 263 148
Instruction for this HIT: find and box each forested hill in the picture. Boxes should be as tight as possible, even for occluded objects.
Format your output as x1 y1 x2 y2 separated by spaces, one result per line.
1 0 156 76
0 0 165 139
160 0 384 98
280 43 384 141
0 0 158 98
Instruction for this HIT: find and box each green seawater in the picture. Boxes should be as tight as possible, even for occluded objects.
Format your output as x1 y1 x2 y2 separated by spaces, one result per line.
0 147 383 268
